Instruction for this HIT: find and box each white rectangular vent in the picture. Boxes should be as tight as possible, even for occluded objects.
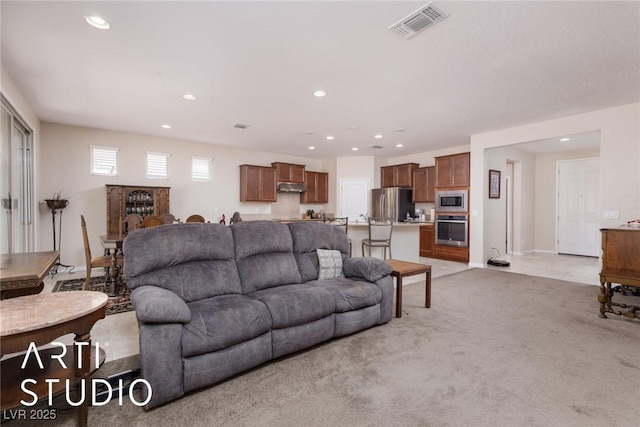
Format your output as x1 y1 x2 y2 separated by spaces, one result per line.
389 2 448 40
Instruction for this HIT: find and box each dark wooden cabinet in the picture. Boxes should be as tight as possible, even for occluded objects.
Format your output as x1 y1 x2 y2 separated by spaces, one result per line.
381 163 419 188
271 162 305 183
419 224 434 257
599 227 640 319
301 171 328 204
434 244 469 263
435 153 470 188
413 166 435 203
240 165 277 202
106 185 171 235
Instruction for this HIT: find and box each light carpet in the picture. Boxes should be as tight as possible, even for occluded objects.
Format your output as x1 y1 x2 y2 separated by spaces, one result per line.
9 269 640 427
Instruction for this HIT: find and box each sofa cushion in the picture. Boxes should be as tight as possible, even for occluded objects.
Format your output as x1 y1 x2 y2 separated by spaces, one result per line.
182 294 272 358
124 223 242 302
232 221 302 293
288 221 350 283
307 278 382 313
317 249 344 280
248 284 335 329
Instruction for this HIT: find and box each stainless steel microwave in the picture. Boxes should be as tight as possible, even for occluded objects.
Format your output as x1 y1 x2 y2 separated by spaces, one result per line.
436 190 468 212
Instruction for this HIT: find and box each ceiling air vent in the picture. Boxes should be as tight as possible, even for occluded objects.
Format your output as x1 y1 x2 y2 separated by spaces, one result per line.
370 145 384 150
389 2 448 40
233 123 250 130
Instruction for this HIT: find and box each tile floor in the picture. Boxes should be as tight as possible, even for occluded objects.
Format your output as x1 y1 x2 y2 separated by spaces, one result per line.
38 252 600 363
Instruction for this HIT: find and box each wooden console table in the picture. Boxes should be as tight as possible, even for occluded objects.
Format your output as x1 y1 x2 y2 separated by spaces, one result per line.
386 259 432 318
0 251 60 299
598 227 640 320
1 291 108 426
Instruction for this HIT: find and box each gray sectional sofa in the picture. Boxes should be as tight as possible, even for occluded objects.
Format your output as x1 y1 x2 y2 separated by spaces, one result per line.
123 220 393 409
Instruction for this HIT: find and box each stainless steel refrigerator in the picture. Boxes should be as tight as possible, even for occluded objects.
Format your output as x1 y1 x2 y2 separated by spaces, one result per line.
370 187 415 222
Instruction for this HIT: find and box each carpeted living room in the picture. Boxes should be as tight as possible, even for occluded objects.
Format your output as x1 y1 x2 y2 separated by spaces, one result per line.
2 1 639 426
9 260 640 427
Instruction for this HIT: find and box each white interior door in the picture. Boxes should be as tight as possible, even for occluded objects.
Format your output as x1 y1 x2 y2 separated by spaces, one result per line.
557 158 599 256
339 178 369 221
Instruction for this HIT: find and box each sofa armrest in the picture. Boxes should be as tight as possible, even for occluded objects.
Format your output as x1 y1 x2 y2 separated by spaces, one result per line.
343 257 393 282
131 286 192 324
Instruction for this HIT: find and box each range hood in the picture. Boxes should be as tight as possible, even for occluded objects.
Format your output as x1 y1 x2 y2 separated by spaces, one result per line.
277 182 307 193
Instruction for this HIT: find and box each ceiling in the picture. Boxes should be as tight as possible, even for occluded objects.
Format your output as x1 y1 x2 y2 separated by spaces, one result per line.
2 1 639 158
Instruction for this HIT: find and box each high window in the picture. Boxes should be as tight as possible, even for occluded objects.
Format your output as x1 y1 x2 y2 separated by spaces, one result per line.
146 152 169 179
191 156 212 182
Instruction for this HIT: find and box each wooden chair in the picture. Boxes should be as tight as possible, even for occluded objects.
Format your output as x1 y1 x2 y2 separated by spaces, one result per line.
185 214 206 223
121 213 142 234
137 215 165 229
161 213 180 224
361 217 393 259
325 217 352 256
81 215 123 291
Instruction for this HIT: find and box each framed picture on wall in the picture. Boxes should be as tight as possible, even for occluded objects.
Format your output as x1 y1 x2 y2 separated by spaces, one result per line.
489 169 501 199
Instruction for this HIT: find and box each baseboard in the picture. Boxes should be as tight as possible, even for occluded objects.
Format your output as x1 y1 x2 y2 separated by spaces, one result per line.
468 262 485 269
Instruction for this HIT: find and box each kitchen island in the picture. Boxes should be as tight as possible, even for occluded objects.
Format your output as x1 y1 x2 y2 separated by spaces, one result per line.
348 221 429 260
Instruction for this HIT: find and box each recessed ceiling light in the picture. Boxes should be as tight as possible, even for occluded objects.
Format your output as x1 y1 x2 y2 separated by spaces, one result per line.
313 90 327 97
326 136 334 140
308 146 316 150
84 15 110 30
352 147 359 151
395 144 403 148
560 137 571 142
183 94 197 100
161 124 172 129
374 134 383 139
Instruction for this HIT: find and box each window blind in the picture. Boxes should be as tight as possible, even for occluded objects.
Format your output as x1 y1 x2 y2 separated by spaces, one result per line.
91 146 118 176
192 157 212 181
147 152 169 179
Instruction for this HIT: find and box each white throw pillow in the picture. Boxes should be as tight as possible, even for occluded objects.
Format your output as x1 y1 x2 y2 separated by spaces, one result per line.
317 249 344 280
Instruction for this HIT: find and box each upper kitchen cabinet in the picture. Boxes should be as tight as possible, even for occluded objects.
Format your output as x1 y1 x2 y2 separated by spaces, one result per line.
240 165 277 202
412 166 435 203
301 171 328 204
271 162 305 183
381 163 419 188
435 152 470 188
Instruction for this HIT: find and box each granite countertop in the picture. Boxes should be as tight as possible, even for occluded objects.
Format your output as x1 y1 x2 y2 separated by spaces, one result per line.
349 220 433 227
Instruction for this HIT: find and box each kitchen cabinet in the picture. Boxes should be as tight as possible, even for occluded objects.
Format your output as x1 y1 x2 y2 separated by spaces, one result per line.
434 245 469 263
301 171 328 204
106 185 171 235
413 166 435 203
435 152 470 188
381 163 419 188
240 165 277 202
419 224 434 257
271 162 305 183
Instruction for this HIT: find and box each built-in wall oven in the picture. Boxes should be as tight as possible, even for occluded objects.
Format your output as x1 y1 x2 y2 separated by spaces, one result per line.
435 214 468 247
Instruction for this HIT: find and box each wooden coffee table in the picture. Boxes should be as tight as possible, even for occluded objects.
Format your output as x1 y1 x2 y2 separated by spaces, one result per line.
386 259 432 318
1 291 108 426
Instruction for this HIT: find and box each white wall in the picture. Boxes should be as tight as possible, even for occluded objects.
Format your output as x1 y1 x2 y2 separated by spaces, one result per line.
39 122 326 268
470 103 640 267
484 145 536 257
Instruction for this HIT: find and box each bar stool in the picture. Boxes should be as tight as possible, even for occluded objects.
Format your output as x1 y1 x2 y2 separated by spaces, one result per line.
361 217 393 259
325 217 351 256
